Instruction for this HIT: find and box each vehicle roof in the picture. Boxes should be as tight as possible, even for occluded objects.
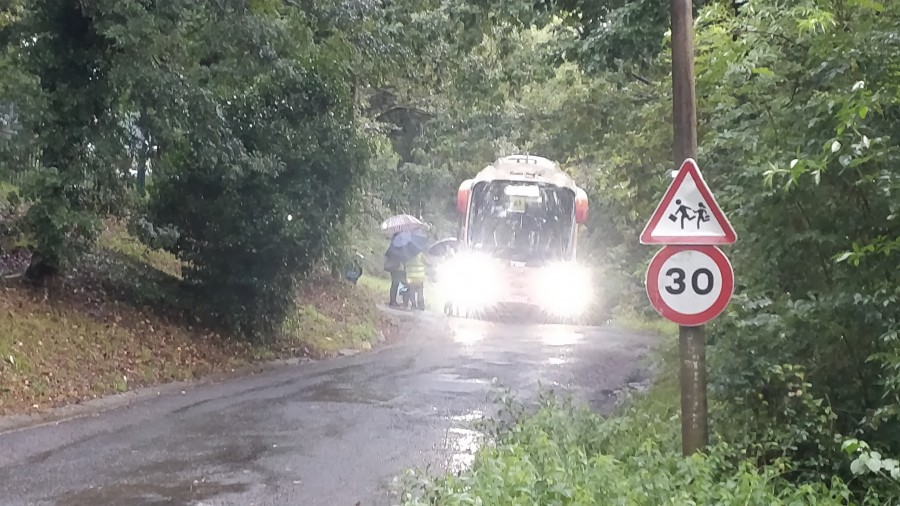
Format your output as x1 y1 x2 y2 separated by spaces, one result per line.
472 154 578 191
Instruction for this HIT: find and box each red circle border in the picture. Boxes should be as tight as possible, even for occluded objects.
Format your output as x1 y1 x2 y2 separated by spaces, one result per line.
645 245 734 326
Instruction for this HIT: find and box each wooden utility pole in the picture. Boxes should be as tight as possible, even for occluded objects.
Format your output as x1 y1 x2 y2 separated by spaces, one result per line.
670 0 708 455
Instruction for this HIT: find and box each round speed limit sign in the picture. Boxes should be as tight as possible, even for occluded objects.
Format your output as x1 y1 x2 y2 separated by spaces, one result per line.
646 245 734 326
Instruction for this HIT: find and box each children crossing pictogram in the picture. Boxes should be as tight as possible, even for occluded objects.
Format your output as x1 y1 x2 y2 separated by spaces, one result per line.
640 159 737 245
695 203 710 229
667 200 712 230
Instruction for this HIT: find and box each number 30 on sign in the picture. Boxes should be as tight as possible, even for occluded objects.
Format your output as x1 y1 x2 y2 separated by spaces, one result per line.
646 245 734 326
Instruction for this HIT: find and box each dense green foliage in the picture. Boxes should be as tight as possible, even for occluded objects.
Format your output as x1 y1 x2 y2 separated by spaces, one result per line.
2 0 899 499
696 2 900 478
539 1 900 496
10 1 122 275
4 1 372 335
564 0 898 499
0 0 511 337
397 0 899 501
127 3 367 336
401 391 857 505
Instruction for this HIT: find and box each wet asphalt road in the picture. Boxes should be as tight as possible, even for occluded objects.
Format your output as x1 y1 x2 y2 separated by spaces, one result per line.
0 311 656 506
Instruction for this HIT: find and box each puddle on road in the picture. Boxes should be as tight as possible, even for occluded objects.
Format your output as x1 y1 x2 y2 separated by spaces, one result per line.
450 318 587 350
129 433 276 480
541 327 583 347
450 410 484 422
445 427 483 474
418 372 489 394
59 479 249 506
548 357 566 365
295 383 396 404
441 409 487 474
451 323 485 346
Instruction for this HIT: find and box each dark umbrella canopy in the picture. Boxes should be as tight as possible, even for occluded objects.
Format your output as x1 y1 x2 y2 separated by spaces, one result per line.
387 229 429 261
427 237 459 258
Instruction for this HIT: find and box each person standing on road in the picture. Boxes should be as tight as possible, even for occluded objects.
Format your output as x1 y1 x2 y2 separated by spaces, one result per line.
384 244 405 307
404 251 426 311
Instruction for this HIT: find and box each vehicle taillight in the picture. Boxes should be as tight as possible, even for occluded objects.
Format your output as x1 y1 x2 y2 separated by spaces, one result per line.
575 187 589 224
457 179 473 214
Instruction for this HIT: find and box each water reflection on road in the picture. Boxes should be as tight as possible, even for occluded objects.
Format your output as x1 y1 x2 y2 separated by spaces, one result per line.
450 319 486 346
0 312 656 506
444 426 483 473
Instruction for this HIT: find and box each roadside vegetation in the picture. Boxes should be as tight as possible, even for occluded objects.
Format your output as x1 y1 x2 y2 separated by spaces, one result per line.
2 0 899 503
400 0 897 503
401 329 897 505
400 385 867 505
0 1 489 414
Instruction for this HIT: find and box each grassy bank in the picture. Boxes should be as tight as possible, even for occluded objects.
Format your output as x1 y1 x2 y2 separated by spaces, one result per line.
0 221 398 416
359 273 444 312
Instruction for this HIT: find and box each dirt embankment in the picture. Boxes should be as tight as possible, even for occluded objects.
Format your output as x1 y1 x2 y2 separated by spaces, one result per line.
0 222 399 417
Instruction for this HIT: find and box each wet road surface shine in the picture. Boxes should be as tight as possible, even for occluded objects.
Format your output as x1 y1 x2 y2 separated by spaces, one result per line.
0 314 655 506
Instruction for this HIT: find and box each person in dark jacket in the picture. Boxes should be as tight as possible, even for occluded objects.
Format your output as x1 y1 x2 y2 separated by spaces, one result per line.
384 246 405 307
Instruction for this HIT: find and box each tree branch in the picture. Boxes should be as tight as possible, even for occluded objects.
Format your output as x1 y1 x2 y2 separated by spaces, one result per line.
628 72 652 86
376 106 436 121
738 29 801 47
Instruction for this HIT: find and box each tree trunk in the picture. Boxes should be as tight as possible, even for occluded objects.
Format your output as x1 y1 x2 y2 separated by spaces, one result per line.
136 153 147 197
24 252 58 283
330 262 341 280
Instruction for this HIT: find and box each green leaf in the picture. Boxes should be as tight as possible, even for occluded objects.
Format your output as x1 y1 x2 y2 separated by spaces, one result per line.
850 457 865 475
866 454 883 473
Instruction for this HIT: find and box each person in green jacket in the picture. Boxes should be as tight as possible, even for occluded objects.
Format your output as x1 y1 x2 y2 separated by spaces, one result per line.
404 252 426 311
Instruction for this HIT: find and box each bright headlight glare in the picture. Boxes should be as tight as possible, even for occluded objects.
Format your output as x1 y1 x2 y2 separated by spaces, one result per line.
438 252 501 307
439 252 495 281
536 262 593 316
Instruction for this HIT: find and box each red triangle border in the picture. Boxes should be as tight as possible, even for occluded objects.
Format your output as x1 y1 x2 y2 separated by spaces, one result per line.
639 158 737 245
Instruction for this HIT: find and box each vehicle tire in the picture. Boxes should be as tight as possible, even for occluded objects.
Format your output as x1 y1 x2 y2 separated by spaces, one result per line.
444 302 461 318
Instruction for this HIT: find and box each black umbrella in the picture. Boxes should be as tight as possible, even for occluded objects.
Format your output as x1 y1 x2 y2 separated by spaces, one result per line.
428 237 459 257
388 229 429 261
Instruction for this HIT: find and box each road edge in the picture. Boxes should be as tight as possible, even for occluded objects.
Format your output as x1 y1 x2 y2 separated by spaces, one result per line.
0 305 424 436
0 356 315 436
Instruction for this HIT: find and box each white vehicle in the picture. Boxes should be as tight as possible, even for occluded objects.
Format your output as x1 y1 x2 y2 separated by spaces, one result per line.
438 155 592 320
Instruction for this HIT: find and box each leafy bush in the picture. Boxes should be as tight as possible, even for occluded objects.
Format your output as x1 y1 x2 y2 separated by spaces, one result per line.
18 169 100 274
0 182 21 251
126 216 179 253
140 12 367 339
710 356 841 482
841 439 900 502
11 0 133 277
400 392 856 505
491 0 900 493
694 0 900 485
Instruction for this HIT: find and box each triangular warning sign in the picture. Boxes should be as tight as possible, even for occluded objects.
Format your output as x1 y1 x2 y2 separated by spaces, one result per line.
640 158 737 245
